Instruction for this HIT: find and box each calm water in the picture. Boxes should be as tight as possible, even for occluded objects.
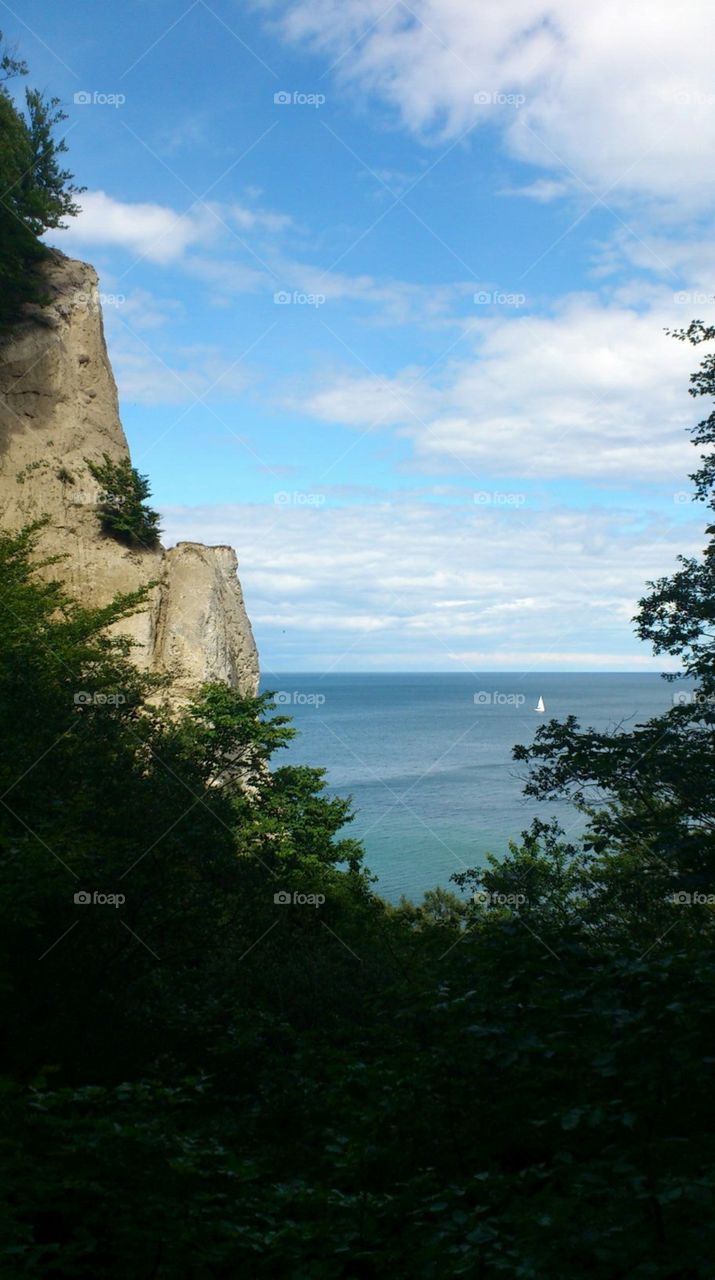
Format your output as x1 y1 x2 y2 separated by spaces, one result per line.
259 673 682 903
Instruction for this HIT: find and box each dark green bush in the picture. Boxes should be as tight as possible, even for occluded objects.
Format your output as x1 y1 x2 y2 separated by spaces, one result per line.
86 454 162 549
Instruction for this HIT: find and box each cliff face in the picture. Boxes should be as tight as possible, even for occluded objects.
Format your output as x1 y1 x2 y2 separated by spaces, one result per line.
0 252 259 701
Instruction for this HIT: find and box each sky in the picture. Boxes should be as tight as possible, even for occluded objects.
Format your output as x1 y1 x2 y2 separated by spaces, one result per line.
6 0 715 673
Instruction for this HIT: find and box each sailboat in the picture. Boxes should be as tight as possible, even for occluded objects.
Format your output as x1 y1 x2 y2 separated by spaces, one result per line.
534 695 545 713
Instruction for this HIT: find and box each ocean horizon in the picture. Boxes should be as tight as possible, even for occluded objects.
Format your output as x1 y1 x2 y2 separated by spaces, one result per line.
260 671 687 903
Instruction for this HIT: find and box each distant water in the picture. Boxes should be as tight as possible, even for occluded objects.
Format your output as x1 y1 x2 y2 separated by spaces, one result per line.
259 673 683 903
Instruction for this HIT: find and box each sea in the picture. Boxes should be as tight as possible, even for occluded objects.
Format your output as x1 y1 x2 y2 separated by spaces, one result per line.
258 673 684 904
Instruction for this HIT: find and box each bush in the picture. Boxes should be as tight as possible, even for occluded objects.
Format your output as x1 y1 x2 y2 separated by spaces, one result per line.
86 454 162 549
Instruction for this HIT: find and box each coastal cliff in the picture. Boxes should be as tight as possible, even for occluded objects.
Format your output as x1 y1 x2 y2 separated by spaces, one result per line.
0 251 258 702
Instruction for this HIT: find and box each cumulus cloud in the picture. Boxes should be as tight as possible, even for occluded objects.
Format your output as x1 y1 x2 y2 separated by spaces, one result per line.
265 0 715 211
55 191 293 266
55 191 216 264
299 293 705 482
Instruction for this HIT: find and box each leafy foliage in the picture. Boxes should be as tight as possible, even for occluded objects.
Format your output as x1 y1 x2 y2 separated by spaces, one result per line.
86 454 162 549
0 33 82 327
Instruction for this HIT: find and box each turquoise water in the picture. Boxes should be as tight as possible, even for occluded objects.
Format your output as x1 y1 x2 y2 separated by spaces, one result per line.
259 673 682 903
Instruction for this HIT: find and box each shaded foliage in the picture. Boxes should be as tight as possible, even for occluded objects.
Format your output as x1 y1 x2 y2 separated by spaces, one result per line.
2 323 715 1275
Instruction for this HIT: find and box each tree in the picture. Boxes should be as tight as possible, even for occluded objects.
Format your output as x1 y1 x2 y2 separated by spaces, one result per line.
0 32 82 328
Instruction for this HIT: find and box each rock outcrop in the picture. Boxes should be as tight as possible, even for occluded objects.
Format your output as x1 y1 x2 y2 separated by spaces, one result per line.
0 251 259 702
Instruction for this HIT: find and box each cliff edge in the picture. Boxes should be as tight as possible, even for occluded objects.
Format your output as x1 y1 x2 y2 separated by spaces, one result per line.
0 252 259 702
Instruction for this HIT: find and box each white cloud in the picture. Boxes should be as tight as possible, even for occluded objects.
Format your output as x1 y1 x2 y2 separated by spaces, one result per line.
186 250 473 324
230 203 293 233
266 0 715 211
498 178 578 203
55 192 293 267
55 191 216 264
161 498 702 670
57 193 474 327
277 260 473 325
299 293 706 482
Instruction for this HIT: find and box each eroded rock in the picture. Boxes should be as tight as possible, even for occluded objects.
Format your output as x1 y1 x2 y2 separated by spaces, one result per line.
0 251 259 702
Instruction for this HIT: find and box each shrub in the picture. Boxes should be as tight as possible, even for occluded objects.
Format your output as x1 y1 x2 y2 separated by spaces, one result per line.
86 454 162 549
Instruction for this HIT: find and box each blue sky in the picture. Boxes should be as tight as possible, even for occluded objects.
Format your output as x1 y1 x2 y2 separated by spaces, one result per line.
7 0 714 672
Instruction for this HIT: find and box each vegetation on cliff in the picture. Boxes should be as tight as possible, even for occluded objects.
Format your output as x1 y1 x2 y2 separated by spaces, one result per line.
86 454 163 549
0 33 81 329
0 331 714 1275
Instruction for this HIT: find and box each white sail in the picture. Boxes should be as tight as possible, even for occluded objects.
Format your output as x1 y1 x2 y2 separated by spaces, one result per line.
535 695 545 713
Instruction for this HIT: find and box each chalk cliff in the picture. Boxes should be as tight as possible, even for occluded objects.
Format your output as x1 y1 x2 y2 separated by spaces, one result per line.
0 252 259 702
